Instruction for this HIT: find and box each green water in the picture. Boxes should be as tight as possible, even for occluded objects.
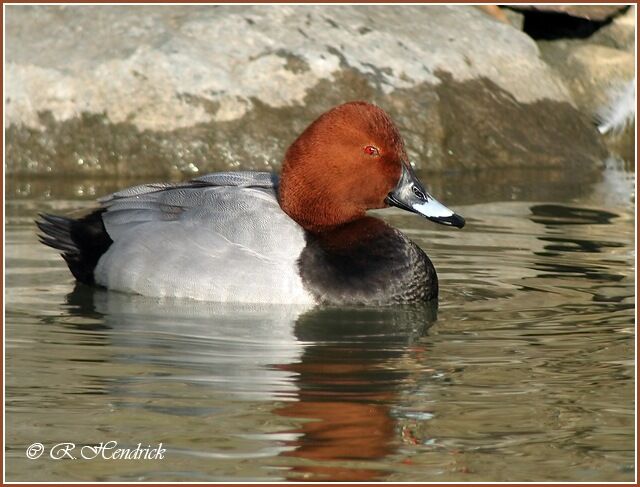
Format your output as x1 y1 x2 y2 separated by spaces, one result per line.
5 162 635 481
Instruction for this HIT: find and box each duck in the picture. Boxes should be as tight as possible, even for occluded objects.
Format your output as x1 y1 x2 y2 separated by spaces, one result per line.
37 101 464 305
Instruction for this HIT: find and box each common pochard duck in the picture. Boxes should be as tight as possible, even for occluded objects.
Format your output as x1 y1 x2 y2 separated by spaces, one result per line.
38 102 464 305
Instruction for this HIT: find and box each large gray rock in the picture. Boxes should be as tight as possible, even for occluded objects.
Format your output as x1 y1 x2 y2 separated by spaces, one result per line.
590 6 636 51
6 5 606 177
536 6 635 163
538 41 635 117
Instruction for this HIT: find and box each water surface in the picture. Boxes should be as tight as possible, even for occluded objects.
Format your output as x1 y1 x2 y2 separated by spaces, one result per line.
5 162 635 481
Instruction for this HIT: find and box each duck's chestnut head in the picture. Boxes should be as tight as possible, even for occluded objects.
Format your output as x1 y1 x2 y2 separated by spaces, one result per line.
279 101 464 232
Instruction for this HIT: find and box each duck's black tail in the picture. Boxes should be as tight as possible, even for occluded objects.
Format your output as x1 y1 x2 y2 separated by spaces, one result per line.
36 209 113 285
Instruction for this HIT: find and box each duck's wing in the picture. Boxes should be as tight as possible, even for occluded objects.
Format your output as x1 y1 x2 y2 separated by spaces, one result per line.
91 171 312 303
99 171 281 242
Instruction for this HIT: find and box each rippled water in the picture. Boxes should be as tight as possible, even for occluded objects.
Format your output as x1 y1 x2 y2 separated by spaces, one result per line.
5 162 635 481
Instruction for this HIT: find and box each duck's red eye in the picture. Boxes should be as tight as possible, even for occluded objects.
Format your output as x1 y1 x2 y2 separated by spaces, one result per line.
364 145 380 156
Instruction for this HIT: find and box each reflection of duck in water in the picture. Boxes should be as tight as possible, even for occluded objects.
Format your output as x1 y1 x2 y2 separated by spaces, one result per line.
275 306 437 481
38 102 464 305
64 286 437 481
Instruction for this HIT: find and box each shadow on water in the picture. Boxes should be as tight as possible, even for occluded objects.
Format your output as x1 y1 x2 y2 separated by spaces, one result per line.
528 204 629 286
529 204 619 226
60 285 438 481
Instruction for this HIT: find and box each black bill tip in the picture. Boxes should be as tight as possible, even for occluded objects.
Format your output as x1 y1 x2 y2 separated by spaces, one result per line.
428 213 465 229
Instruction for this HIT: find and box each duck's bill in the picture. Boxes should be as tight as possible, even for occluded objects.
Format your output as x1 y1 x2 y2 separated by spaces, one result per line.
386 163 465 229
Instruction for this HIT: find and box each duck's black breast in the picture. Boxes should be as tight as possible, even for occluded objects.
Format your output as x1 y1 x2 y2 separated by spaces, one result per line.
298 217 438 305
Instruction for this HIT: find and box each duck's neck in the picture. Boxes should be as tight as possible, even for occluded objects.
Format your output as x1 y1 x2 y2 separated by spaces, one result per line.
278 168 366 234
309 217 393 253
